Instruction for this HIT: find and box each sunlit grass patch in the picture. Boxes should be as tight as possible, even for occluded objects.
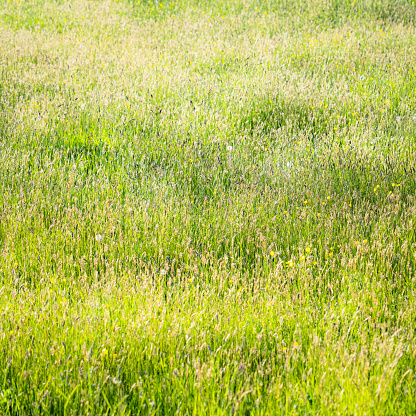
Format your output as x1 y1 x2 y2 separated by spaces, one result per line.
1 0 416 414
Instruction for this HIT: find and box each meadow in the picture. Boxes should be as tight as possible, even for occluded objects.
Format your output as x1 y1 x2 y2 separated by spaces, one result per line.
1 0 416 414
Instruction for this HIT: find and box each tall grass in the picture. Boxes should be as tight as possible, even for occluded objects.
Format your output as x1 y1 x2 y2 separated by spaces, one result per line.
1 0 416 414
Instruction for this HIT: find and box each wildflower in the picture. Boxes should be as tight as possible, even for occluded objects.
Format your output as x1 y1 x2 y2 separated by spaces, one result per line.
9 330 14 336
95 234 103 242
329 252 333 257
101 348 108 357
300 255 305 261
270 251 275 257
287 260 294 267
282 347 287 352
360 75 365 80
113 354 118 359
62 297 68 303
226 145 233 151
286 161 293 168
305 247 311 253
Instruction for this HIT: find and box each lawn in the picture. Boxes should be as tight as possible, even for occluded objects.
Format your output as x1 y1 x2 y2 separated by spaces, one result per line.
1 0 416 414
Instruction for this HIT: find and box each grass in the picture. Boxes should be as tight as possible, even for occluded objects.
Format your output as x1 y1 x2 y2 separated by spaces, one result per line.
1 0 416 414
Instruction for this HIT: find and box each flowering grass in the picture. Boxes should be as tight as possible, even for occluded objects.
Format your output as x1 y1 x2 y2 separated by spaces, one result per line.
1 0 416 414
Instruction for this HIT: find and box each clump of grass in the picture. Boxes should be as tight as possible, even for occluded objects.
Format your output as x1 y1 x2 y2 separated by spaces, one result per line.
1 0 416 414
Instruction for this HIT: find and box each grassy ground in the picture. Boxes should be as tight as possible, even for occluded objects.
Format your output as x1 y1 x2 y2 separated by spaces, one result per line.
1 0 416 414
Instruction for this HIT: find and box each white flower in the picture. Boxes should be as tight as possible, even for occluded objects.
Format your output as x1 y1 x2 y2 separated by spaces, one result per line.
227 145 233 151
286 161 293 168
160 269 167 275
360 75 365 80
95 234 103 242
396 116 401 123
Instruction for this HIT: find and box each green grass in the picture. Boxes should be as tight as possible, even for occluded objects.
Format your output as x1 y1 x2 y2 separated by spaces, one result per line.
1 0 416 414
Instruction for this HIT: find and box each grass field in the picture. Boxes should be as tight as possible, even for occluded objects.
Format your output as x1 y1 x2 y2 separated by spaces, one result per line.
1 0 416 414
